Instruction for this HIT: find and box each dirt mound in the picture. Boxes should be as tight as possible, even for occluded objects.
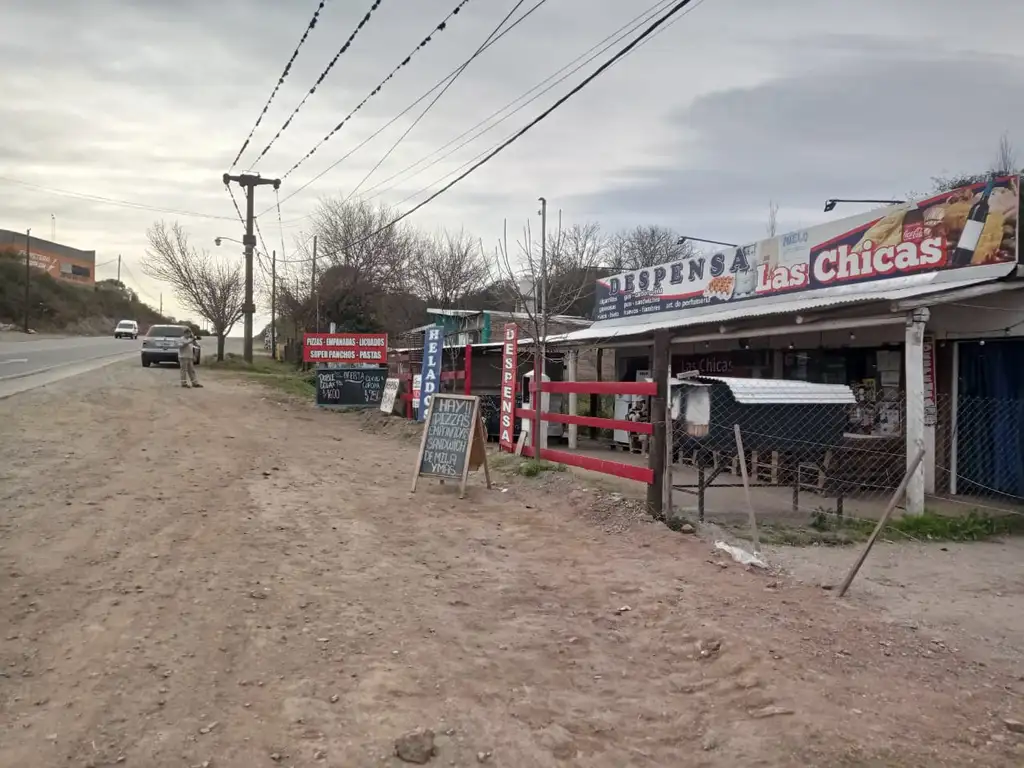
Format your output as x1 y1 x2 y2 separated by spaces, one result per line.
354 409 424 442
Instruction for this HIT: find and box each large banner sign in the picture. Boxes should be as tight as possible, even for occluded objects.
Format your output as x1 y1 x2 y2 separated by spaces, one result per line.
595 176 1020 322
498 323 519 451
303 333 388 363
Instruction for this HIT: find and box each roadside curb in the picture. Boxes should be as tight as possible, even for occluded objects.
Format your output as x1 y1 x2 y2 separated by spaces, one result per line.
0 350 136 383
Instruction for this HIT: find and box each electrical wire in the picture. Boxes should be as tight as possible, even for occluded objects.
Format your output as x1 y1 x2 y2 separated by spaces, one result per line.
267 0 548 216
339 0 542 206
360 0 680 204
338 0 703 250
248 0 386 169
391 0 707 209
0 175 236 221
274 0 704 262
229 0 331 170
119 260 161 307
283 0 474 179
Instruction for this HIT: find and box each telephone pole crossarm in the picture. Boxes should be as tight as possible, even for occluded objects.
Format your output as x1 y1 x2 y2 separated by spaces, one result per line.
222 172 281 363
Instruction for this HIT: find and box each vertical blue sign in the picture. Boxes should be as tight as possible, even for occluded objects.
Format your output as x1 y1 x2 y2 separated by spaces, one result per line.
417 325 443 421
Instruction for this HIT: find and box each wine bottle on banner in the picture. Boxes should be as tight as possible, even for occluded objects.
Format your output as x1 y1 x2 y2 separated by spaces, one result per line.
950 179 995 267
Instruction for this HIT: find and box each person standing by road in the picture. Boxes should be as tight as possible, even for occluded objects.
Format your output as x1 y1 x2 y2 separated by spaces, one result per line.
178 329 202 389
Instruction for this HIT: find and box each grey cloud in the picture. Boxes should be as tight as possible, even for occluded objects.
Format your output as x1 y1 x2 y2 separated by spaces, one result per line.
562 37 1024 243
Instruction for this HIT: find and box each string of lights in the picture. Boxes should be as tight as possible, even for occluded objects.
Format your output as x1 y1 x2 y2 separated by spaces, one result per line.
339 0 543 206
281 0 474 179
248 0 386 169
267 0 546 218
276 0 701 264
229 0 332 170
0 175 236 221
360 0 679 204
360 0 680 204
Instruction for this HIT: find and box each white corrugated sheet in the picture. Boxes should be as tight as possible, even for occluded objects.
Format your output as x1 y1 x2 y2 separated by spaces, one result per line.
698 376 856 404
553 265 1017 345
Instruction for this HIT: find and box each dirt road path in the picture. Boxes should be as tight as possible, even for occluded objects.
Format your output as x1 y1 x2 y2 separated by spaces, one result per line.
1 363 1021 767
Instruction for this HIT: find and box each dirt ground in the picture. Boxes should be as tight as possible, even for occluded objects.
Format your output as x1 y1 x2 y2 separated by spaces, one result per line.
2 362 1024 767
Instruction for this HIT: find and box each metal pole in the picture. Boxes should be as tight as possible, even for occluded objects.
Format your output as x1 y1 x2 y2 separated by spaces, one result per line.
312 234 319 333
117 254 121 283
243 184 255 363
536 197 547 452
271 250 277 360
50 214 55 241
23 229 31 333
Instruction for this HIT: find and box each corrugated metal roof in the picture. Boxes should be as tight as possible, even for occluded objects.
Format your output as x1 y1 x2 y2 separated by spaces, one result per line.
553 265 1017 345
699 376 856 405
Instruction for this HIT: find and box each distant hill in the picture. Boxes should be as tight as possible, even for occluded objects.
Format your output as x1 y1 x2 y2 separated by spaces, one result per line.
0 249 171 334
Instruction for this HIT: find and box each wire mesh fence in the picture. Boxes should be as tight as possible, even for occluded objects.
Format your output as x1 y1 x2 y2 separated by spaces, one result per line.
668 386 1024 543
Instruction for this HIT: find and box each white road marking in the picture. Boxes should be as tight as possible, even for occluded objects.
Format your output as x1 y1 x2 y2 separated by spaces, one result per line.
0 358 29 365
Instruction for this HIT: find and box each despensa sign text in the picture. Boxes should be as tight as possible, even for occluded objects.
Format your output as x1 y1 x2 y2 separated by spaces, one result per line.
498 323 519 451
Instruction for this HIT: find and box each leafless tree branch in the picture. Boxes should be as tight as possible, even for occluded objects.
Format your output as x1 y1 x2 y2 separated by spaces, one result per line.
142 221 244 361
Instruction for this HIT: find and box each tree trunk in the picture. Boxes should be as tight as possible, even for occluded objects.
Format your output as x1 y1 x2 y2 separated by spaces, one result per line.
217 334 226 361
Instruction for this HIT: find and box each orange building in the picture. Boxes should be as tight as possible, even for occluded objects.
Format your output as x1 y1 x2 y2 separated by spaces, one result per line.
0 229 96 285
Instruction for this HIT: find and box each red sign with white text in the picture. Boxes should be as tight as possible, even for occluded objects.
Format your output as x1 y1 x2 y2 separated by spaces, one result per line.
303 333 388 363
499 323 519 451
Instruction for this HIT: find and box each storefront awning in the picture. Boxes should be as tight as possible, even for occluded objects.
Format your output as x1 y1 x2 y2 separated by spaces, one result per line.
554 265 1020 346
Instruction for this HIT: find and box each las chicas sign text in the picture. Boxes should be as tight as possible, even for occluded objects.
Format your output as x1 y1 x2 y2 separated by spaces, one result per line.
595 176 1020 321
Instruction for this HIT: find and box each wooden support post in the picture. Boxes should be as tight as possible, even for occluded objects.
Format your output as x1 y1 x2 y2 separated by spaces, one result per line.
647 331 670 519
567 349 578 449
734 424 761 553
838 445 926 598
590 348 602 439
464 344 473 395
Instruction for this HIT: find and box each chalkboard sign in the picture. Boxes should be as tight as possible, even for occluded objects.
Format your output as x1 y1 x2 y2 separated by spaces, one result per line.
315 366 388 407
412 394 491 498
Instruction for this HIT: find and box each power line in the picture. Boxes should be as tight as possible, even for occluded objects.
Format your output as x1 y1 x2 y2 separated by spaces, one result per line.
266 0 548 216
359 0 678 203
229 0 332 170
339 0 542 206
0 175 236 221
248 0 386 169
282 0 474 179
343 0 703 248
275 0 704 264
119 260 160 306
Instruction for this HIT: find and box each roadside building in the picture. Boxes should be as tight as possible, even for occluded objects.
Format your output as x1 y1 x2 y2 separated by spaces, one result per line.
555 175 1024 514
0 229 97 285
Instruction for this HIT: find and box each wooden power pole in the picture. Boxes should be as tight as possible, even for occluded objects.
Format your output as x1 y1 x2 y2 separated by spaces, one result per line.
222 172 280 363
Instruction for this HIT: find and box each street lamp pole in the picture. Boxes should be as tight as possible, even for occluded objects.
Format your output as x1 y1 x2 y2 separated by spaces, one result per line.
823 198 904 213
676 235 738 249
23 229 31 333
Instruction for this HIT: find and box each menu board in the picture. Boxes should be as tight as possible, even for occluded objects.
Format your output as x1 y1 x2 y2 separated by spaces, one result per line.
315 366 388 408
412 394 491 498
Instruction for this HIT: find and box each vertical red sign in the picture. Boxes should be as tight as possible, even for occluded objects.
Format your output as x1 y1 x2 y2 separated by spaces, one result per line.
499 323 519 451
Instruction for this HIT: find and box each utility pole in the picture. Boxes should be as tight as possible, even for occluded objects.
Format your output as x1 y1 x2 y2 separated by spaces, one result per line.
160 294 163 315
271 250 277 360
312 234 319 333
23 229 31 334
117 254 122 283
223 172 281 363
50 214 55 241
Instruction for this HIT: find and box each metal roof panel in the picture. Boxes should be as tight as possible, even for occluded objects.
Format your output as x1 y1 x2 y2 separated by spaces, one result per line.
699 376 857 405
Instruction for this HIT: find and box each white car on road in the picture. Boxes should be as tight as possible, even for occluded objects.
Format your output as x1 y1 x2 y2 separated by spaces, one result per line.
114 320 139 339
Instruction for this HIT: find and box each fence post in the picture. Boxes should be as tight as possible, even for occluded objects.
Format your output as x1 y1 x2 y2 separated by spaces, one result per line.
590 348 602 439
464 343 473 396
567 349 578 449
647 330 670 518
532 348 543 458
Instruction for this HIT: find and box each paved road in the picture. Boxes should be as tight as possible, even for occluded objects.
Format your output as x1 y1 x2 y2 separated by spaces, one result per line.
0 336 137 380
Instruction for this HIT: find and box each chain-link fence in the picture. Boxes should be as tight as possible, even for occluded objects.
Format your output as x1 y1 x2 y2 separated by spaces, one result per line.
668 384 1024 542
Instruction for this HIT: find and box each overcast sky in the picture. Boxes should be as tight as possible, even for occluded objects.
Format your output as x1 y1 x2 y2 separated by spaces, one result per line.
3 0 1024 330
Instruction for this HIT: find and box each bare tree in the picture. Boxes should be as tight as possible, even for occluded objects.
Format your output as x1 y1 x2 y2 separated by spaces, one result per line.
994 132 1018 176
606 225 697 271
410 228 491 308
143 221 244 361
767 200 779 238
